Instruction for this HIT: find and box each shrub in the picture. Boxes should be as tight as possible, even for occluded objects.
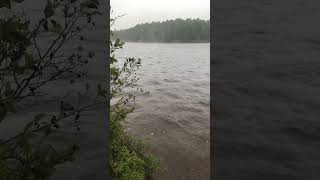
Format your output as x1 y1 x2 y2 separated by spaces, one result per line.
0 0 102 179
110 13 159 180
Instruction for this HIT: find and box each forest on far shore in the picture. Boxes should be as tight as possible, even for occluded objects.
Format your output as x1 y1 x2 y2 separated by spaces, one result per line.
112 18 210 42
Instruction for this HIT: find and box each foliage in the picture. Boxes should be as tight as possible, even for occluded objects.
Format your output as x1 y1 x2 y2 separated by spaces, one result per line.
110 106 158 180
112 18 210 42
0 0 102 179
110 13 159 180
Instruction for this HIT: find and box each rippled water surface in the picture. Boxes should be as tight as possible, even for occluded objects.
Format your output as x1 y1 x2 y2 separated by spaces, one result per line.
115 43 210 179
213 1 320 179
116 43 210 130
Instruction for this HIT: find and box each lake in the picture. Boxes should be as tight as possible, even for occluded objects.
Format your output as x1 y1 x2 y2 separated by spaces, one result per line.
115 42 210 179
214 0 320 179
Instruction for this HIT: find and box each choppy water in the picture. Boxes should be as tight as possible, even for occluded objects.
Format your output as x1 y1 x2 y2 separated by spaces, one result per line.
214 0 320 179
116 43 210 132
115 43 210 179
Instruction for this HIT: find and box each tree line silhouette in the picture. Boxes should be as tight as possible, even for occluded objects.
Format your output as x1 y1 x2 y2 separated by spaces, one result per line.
113 18 210 42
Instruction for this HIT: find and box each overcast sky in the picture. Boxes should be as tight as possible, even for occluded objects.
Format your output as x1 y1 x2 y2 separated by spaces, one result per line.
110 0 210 30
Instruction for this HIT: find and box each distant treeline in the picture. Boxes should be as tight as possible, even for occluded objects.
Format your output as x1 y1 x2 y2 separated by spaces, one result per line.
112 18 210 42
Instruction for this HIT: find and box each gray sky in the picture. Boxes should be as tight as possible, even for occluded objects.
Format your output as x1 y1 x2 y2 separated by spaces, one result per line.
111 0 210 30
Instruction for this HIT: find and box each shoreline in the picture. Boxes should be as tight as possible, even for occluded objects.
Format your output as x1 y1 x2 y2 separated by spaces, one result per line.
111 39 210 44
119 42 210 179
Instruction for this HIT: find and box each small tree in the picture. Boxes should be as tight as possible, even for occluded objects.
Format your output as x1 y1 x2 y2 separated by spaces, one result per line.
0 0 103 179
110 12 158 180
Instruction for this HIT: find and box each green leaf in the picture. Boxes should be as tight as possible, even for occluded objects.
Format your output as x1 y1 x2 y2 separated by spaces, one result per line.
44 0 55 18
12 0 24 3
0 0 11 9
50 22 62 33
50 19 57 26
23 113 46 131
114 38 124 47
85 1 98 9
42 19 49 31
115 38 120 46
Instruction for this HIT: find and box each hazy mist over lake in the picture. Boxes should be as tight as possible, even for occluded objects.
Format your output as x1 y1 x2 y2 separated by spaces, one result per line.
111 0 210 30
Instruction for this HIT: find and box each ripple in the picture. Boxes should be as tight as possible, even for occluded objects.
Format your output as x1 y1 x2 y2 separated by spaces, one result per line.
147 80 161 85
163 92 181 99
163 79 180 83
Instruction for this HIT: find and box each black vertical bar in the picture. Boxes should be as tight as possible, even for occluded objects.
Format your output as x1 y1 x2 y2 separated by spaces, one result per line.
105 0 111 178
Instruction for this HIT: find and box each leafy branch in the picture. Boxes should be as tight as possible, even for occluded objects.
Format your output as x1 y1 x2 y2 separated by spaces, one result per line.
0 0 104 179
